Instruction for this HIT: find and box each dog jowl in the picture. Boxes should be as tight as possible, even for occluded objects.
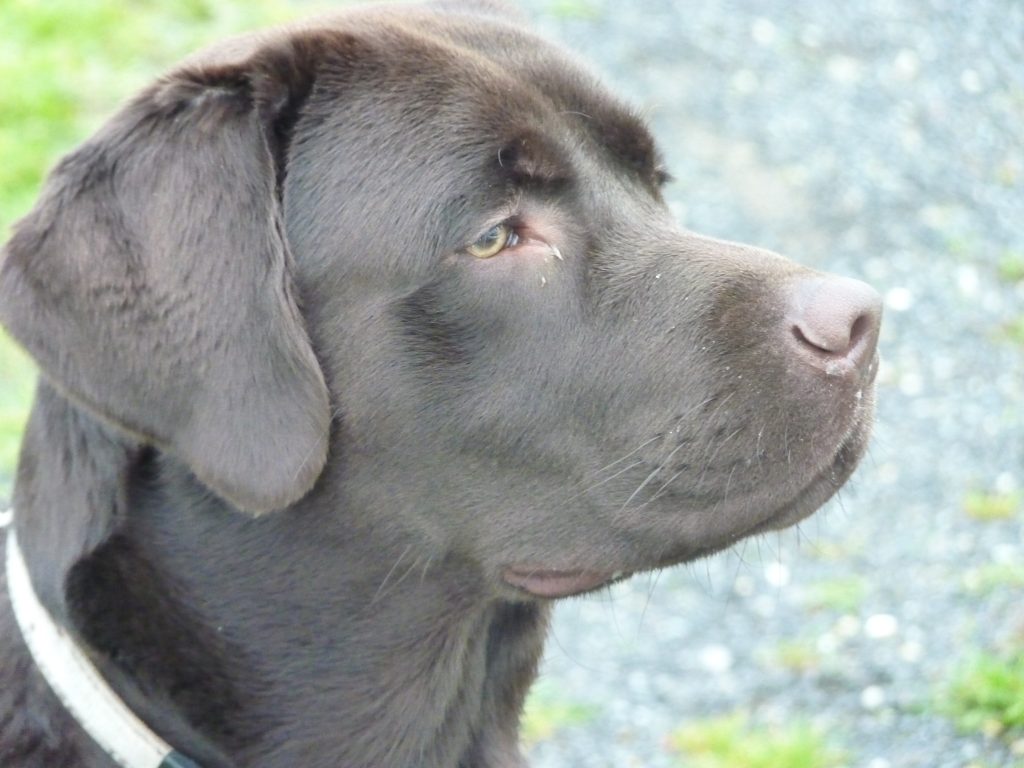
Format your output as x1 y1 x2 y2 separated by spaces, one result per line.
0 3 881 767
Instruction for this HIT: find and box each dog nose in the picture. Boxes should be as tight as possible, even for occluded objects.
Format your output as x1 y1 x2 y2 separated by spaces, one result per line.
788 275 882 372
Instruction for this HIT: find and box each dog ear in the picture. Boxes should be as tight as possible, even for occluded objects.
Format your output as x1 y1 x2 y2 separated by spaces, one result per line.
0 37 330 515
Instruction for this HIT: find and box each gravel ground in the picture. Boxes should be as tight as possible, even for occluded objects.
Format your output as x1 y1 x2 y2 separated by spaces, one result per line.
515 1 1024 766
1 3 1020 766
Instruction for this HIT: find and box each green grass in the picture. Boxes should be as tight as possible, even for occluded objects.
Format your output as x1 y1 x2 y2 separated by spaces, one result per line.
962 563 1024 595
0 0 338 494
999 316 1024 347
804 576 869 613
667 712 846 768
963 489 1021 521
768 640 823 673
941 650 1024 739
521 680 600 746
997 250 1024 284
0 0 321 234
545 0 603 20
944 235 975 261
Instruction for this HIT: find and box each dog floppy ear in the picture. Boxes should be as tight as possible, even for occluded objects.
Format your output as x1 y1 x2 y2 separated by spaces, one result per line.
0 37 330 515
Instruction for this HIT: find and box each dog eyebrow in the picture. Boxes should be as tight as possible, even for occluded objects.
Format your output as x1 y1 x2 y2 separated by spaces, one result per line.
564 105 665 186
600 110 666 183
495 129 573 188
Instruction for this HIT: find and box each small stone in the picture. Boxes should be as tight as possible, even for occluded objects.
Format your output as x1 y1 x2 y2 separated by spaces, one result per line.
753 595 777 618
995 472 1018 494
699 644 734 674
893 50 920 81
836 615 861 638
860 685 887 710
733 574 756 597
764 562 790 587
898 371 924 397
799 24 823 49
956 265 979 297
827 55 863 84
816 633 839 654
884 286 914 312
864 613 899 639
731 69 759 95
878 463 901 484
900 640 923 663
751 19 777 46
960 68 983 93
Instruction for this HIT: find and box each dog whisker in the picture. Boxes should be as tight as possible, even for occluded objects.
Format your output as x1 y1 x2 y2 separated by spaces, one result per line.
726 539 752 606
419 554 436 585
534 434 661 511
637 569 663 635
697 424 745 488
371 543 414 605
617 394 724 511
722 464 737 508
579 435 662 485
642 468 684 507
554 459 645 507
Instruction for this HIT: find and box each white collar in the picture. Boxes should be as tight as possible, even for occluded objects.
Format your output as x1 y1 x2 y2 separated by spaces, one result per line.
5 521 200 768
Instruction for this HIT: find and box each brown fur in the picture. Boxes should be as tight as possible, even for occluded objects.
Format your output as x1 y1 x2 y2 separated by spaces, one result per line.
0 3 880 766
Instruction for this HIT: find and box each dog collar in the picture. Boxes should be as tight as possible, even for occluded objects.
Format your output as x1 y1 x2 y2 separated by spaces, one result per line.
4 523 201 768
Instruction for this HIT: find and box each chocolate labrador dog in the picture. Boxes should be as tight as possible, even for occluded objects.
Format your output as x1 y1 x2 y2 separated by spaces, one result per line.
0 2 881 766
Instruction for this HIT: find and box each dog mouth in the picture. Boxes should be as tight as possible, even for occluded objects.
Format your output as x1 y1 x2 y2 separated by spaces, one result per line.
500 355 879 602
649 399 876 566
503 383 876 601
502 566 630 598
502 445 855 601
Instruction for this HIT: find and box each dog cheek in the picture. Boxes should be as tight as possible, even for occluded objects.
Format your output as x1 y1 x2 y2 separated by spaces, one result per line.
395 283 486 373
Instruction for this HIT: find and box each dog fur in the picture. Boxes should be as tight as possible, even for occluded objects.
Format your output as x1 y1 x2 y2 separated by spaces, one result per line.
0 3 880 766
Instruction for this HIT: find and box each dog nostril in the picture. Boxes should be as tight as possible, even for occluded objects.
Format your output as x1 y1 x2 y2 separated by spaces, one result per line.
789 275 882 364
792 307 872 355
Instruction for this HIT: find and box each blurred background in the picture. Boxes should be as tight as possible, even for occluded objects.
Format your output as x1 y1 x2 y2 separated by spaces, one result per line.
1 1 1022 766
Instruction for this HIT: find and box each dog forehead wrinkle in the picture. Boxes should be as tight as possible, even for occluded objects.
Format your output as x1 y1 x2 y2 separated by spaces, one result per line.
337 11 643 160
477 42 664 186
601 108 662 174
285 105 583 289
277 14 630 229
496 126 575 187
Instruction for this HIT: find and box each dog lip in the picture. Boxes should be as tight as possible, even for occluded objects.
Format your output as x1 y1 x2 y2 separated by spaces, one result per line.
754 412 874 534
502 566 621 598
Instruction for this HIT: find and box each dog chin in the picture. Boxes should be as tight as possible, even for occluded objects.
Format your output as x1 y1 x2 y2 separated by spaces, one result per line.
509 392 877 599
715 391 877 543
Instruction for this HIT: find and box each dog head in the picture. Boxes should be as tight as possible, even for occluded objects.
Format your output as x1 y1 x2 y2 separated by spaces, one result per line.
0 2 880 601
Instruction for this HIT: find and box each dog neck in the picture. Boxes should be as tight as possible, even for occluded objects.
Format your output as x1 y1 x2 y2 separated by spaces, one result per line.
64 461 547 767
5 527 201 768
7 389 549 767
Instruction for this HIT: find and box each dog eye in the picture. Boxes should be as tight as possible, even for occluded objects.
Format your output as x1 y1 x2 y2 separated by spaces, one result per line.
467 222 518 259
